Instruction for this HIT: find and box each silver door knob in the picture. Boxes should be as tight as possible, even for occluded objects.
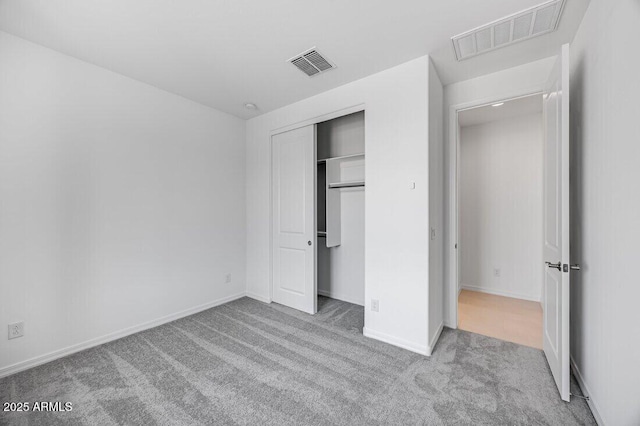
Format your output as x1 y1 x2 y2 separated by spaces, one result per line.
545 261 561 270
570 264 581 271
308 241 312 246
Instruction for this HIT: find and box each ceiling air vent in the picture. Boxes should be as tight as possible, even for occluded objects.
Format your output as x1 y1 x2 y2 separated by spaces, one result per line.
288 48 336 77
451 0 566 61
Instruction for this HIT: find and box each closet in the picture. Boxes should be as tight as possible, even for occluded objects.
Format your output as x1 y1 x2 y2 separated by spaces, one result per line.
271 110 364 315
316 111 365 306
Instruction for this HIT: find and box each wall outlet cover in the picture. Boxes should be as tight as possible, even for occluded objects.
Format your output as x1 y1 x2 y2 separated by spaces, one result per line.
493 268 501 277
224 273 232 284
371 299 379 312
8 322 24 339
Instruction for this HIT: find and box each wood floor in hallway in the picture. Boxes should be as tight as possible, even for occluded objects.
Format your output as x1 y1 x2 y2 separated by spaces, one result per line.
458 289 543 349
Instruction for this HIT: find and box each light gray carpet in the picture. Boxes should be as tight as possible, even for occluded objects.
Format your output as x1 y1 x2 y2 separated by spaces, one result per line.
1 296 595 425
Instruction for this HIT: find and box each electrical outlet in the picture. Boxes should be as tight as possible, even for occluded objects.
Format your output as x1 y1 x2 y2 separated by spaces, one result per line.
371 299 379 312
430 228 436 241
8 322 24 340
493 268 501 277
224 273 232 284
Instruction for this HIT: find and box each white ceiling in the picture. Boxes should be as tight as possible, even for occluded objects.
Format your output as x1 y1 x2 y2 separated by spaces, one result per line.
0 0 589 119
458 94 543 128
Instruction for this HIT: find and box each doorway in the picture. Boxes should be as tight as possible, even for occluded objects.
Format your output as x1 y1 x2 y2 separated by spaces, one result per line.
316 111 365 332
447 44 572 402
270 109 365 333
456 94 544 349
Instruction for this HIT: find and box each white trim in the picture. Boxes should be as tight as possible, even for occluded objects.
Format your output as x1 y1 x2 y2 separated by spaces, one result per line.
317 289 364 307
460 284 541 302
570 356 605 425
443 278 461 329
427 322 444 356
245 291 272 304
269 135 274 305
0 292 246 379
363 327 429 356
270 104 365 137
446 88 543 328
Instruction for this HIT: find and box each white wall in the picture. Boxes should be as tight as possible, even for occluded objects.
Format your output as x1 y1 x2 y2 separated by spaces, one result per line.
443 57 556 326
569 1 640 424
428 60 444 348
246 56 435 355
459 113 543 302
0 32 246 375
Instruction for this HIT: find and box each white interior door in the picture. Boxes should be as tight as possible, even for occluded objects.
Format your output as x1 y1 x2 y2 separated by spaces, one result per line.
542 43 570 402
272 125 317 314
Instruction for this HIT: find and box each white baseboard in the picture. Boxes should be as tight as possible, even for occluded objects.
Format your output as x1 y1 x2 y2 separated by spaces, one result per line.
443 320 456 329
317 289 364 306
570 356 605 425
0 292 247 379
362 327 429 356
245 291 271 304
461 284 541 302
427 322 444 356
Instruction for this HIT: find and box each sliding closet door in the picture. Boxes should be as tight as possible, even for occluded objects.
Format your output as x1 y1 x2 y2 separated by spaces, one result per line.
271 125 317 314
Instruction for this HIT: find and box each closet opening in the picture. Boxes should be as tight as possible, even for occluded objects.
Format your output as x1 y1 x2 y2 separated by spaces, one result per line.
456 94 544 349
316 111 365 333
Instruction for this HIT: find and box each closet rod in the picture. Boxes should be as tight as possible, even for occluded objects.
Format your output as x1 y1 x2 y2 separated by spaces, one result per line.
328 181 365 189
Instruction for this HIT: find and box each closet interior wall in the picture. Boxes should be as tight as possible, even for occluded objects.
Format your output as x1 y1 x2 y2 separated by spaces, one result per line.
316 111 365 306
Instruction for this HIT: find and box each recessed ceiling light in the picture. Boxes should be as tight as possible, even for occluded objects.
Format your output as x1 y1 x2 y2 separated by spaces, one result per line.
244 103 258 110
492 103 505 107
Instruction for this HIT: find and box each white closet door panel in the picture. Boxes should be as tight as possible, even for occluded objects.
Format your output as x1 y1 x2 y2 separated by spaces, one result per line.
272 125 316 314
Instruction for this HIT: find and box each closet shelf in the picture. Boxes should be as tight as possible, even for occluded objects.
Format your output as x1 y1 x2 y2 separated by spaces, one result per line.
317 153 364 164
328 180 365 189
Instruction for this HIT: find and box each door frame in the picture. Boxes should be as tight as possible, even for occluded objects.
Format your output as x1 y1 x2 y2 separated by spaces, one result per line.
446 90 542 328
268 104 365 306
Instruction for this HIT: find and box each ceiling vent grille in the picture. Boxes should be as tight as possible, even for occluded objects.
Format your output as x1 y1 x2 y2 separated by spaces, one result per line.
451 0 566 61
288 48 336 77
